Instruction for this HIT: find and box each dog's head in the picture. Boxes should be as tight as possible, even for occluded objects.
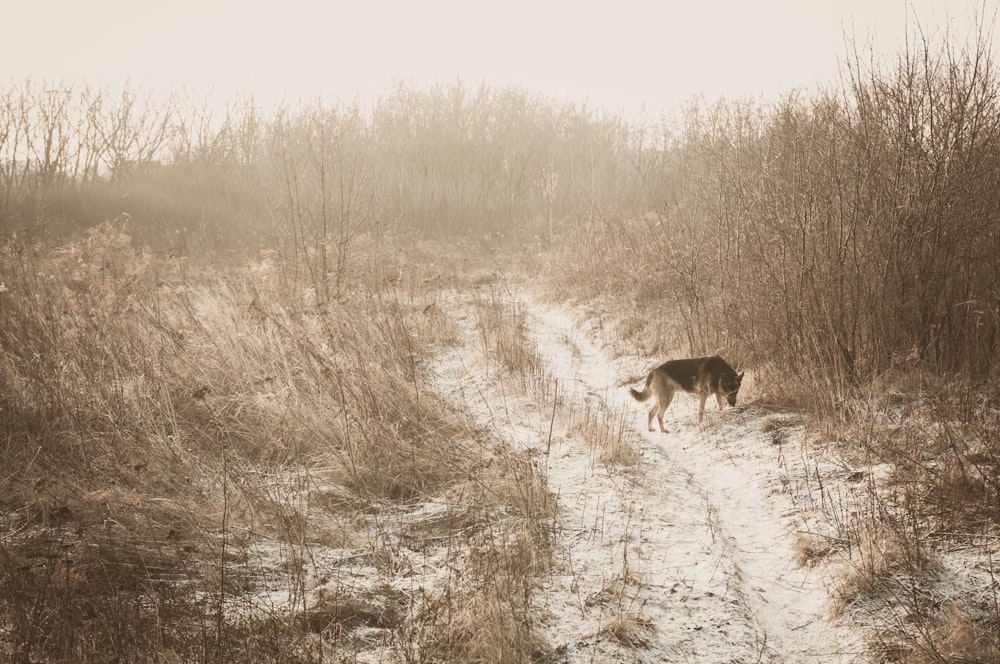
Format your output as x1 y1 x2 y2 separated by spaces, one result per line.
722 371 744 407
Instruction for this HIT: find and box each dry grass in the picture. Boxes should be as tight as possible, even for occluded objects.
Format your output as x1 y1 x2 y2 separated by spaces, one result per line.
904 601 1000 664
579 574 655 649
566 396 642 466
0 226 554 662
537 215 1000 663
474 287 542 379
786 376 1000 661
833 519 941 617
595 612 655 649
792 532 834 568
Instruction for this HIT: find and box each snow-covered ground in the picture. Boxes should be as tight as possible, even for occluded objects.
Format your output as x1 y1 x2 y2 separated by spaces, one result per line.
227 280 1000 662
430 288 870 662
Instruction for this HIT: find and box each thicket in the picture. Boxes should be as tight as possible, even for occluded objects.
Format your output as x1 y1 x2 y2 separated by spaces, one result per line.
5 26 1000 396
533 23 1000 661
546 24 1000 406
0 80 643 249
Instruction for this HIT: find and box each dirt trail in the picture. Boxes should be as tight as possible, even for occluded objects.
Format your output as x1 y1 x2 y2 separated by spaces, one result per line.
431 287 868 663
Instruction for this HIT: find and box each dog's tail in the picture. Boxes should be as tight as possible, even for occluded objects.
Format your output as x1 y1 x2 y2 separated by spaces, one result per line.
629 372 653 402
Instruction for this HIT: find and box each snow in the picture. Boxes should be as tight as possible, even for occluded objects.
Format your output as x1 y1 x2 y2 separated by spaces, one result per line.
239 283 1000 662
430 288 869 662
13 268 999 663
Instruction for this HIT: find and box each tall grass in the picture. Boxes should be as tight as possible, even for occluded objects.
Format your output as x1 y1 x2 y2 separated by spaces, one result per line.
0 225 554 662
533 18 1000 662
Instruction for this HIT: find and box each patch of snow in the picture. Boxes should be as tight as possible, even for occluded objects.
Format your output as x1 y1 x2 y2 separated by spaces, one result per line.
516 292 870 662
222 283 1000 663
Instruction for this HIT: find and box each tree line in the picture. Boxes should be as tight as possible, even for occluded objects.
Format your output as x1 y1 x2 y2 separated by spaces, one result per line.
0 80 646 244
2 19 999 385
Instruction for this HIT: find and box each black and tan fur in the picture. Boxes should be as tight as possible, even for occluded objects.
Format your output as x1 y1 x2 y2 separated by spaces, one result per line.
629 355 743 432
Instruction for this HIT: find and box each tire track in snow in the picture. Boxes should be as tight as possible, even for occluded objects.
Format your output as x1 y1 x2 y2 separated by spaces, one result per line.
519 298 765 662
521 293 868 663
430 288 866 662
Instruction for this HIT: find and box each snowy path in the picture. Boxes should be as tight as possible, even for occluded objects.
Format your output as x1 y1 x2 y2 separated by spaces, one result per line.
430 288 867 663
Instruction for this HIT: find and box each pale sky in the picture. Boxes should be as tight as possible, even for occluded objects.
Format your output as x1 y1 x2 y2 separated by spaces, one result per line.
2 0 993 118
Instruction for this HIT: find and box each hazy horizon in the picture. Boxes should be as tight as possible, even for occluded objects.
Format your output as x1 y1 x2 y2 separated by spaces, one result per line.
3 0 995 118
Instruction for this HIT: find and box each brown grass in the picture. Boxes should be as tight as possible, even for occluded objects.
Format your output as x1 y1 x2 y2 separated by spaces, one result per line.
538 213 1000 662
474 287 542 379
566 396 642 466
595 612 655 649
0 226 555 662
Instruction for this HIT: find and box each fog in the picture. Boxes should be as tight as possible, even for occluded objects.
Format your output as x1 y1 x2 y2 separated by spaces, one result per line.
4 0 990 117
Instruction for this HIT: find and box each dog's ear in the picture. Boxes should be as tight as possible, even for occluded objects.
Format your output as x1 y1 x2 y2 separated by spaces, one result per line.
737 372 744 381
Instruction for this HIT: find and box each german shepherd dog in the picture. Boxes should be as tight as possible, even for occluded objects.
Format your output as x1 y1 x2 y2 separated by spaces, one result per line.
629 355 743 432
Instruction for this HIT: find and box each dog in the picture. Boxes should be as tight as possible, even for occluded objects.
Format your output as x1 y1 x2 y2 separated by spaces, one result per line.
629 355 743 432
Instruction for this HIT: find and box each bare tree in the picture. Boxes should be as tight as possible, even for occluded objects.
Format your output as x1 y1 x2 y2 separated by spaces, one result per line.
92 84 175 180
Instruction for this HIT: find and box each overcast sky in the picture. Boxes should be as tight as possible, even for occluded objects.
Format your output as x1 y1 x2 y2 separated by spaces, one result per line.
2 0 994 118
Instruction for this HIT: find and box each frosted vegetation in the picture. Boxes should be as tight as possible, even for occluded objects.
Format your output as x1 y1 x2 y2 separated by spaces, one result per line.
1 23 999 664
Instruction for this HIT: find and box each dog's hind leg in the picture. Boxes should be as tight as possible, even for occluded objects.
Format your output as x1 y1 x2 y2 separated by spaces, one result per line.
654 391 674 433
697 393 708 423
647 405 658 432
